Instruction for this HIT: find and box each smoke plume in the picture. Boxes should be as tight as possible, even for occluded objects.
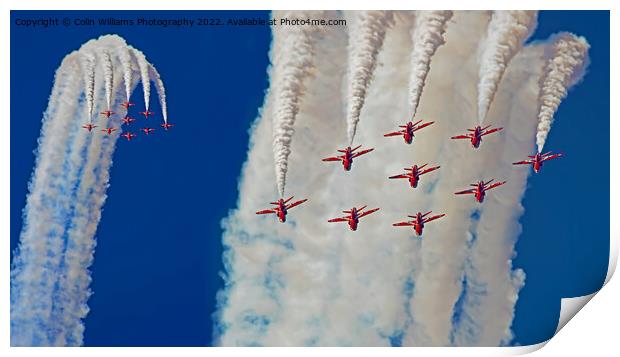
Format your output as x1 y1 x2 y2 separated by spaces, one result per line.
535 32 589 152
477 11 537 124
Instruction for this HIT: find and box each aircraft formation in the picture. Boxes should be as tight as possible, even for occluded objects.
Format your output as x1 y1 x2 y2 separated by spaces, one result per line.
81 101 175 141
256 115 563 234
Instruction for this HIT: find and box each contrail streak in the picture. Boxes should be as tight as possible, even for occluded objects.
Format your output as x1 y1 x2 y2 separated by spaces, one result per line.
477 11 537 124
148 63 168 122
11 54 84 346
79 52 96 122
271 10 325 197
130 46 152 111
100 50 114 110
535 32 589 152
345 10 393 145
407 10 453 119
117 46 134 102
11 34 166 346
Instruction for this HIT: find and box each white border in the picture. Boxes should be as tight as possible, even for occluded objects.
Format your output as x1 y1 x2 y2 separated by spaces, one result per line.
3 0 616 355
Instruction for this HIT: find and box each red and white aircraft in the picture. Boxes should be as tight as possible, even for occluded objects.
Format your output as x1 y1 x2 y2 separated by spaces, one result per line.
455 179 506 203
513 151 563 173
100 110 115 119
122 116 136 125
322 145 374 171
82 124 97 132
328 205 380 231
451 125 503 148
255 196 308 223
120 101 135 110
139 110 154 119
140 127 155 135
101 127 117 135
161 122 175 130
121 132 137 141
161 123 175 130
393 211 446 236
384 119 434 144
389 163 440 189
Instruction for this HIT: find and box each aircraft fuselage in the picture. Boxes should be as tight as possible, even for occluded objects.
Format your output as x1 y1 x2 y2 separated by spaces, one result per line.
277 201 287 222
475 188 485 203
404 124 414 144
533 157 543 173
342 151 353 171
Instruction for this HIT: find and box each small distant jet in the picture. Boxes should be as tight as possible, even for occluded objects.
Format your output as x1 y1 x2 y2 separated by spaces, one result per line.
389 163 440 189
139 110 154 119
121 116 136 125
100 110 115 119
161 122 175 130
455 179 506 203
513 151 563 173
322 145 374 171
120 101 135 110
384 119 434 144
393 211 446 236
121 132 137 141
101 127 117 135
328 205 380 231
451 125 503 148
140 127 155 135
82 123 97 132
255 196 308 223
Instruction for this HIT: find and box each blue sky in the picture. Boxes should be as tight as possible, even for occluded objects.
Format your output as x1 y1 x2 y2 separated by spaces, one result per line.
10 10 608 346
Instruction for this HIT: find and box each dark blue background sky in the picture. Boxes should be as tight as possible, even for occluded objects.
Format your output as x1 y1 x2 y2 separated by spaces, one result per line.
10 10 609 346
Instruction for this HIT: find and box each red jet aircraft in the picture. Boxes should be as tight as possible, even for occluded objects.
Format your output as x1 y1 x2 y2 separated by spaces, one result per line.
121 132 137 141
122 116 136 125
393 211 446 236
140 127 155 135
120 101 135 110
139 110 154 119
451 125 503 148
389 163 440 189
82 124 97 132
255 196 308 223
161 123 175 130
322 145 374 171
455 179 506 203
100 110 115 119
101 127 117 135
328 205 380 231
384 119 434 144
513 151 563 173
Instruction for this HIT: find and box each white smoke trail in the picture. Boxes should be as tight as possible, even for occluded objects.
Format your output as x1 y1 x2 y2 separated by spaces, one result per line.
148 63 168 122
11 35 165 346
477 11 537 124
117 46 134 102
10 54 85 346
271 10 325 197
535 33 589 152
130 46 152 111
407 10 453 119
79 52 96 122
345 10 393 145
49 62 126 346
100 50 114 110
